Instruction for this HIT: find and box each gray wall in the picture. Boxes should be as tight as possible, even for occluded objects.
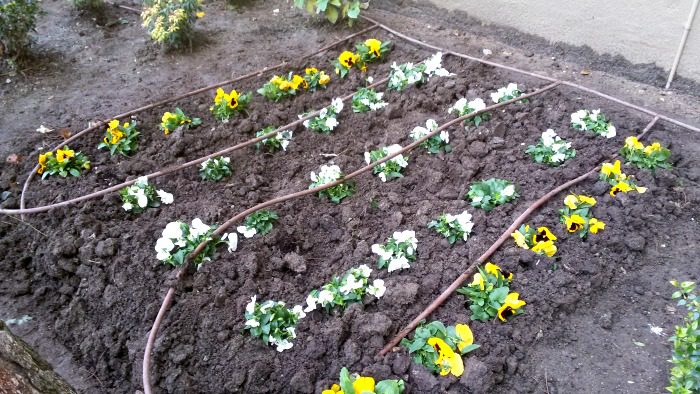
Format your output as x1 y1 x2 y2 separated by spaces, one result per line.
428 0 700 82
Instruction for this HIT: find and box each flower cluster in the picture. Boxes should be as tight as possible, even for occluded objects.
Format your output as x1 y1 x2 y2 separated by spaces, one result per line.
160 108 201 135
511 224 557 257
141 0 203 48
667 280 700 394
98 119 140 156
210 88 251 122
258 73 308 102
526 129 576 166
37 146 90 178
237 209 278 238
490 83 525 103
423 52 452 78
365 144 409 182
119 176 173 213
387 52 451 91
244 296 305 352
457 262 526 322
466 178 518 212
255 127 293 153
309 164 355 204
334 38 392 78
400 320 479 377
570 109 616 138
154 218 237 267
559 194 605 237
448 97 491 127
620 136 671 170
352 87 388 112
371 230 418 272
322 368 405 394
304 265 385 313
599 160 647 197
303 97 344 134
303 67 331 91
200 156 232 182
428 210 474 244
410 119 451 154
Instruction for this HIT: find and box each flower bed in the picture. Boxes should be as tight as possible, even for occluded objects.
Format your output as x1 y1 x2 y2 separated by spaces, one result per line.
0 25 692 394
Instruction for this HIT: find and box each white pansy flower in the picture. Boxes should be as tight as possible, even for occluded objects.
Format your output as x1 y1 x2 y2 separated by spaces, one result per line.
331 97 344 113
357 264 372 278
237 225 257 238
244 319 260 328
303 119 310 128
367 76 374 84
371 244 394 261
318 289 334 306
423 52 452 78
551 152 566 163
155 237 175 260
603 124 616 138
134 176 149 188
246 295 257 314
589 109 600 121
541 129 557 147
260 300 276 313
393 230 417 249
221 232 238 253
156 190 174 204
440 130 450 143
364 152 371 164
292 305 306 319
319 108 328 118
135 189 148 208
274 339 293 352
286 327 297 339
469 98 486 112
448 98 468 114
385 144 408 168
162 221 183 240
325 117 339 130
378 173 387 182
122 202 133 211
367 279 386 298
387 255 410 272
502 184 516 197
304 293 318 312
190 218 210 238
339 274 364 294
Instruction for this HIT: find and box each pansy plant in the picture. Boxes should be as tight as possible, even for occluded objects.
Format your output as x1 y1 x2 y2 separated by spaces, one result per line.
526 129 576 166
570 109 616 138
667 280 700 394
356 38 392 64
304 265 385 313
428 210 474 244
620 136 671 170
98 119 139 156
387 52 451 92
364 144 409 182
457 262 525 322
309 164 355 204
303 97 344 134
490 83 527 103
409 119 451 154
448 97 491 127
400 320 479 377
466 178 518 212
511 224 557 257
255 126 293 153
303 67 331 91
237 209 278 238
323 367 405 394
160 108 201 135
599 160 647 197
119 176 173 213
258 73 307 102
244 296 305 352
37 146 90 178
200 156 232 182
154 218 238 268
352 87 388 112
559 194 605 237
210 88 252 122
371 230 418 272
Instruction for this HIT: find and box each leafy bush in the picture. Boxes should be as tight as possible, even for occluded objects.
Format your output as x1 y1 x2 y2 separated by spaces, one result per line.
0 0 40 57
71 0 104 12
293 0 367 25
668 280 700 394
141 0 204 48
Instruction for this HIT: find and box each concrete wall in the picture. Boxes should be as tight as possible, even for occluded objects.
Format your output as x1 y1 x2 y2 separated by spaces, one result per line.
428 0 700 82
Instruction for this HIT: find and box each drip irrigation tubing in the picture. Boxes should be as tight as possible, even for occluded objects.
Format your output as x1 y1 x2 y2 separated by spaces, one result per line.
141 81 562 393
16 24 379 218
377 115 661 356
360 15 700 134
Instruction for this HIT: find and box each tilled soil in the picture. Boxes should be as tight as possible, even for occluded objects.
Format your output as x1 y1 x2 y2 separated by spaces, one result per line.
1 1 699 393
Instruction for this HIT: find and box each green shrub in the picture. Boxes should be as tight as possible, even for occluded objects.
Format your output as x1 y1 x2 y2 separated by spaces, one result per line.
71 0 103 12
293 0 367 25
141 0 203 48
0 0 40 57
668 280 700 394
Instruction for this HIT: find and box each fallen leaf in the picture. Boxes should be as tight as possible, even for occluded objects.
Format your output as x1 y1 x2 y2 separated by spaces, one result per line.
59 128 72 139
581 68 591 75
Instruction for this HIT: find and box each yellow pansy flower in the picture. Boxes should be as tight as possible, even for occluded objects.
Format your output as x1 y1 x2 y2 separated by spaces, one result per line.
319 73 331 85
290 74 305 90
305 67 318 75
497 292 526 322
511 227 529 249
427 337 464 377
578 195 596 206
339 51 359 68
589 218 605 234
601 160 622 177
534 226 557 243
531 240 557 257
321 383 342 394
56 148 75 163
196 11 205 18
610 181 633 197
624 136 644 150
365 38 382 57
564 194 578 209
214 88 226 104
484 262 501 276
470 272 485 291
564 214 586 232
353 376 375 394
226 89 240 109
107 119 119 131
455 323 474 353
643 142 662 155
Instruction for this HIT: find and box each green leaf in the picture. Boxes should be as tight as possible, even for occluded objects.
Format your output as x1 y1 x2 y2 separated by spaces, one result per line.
347 1 360 18
375 379 404 394
324 6 339 23
339 367 355 394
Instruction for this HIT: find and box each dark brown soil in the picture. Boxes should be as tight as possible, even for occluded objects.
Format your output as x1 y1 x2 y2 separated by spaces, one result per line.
1 1 699 393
